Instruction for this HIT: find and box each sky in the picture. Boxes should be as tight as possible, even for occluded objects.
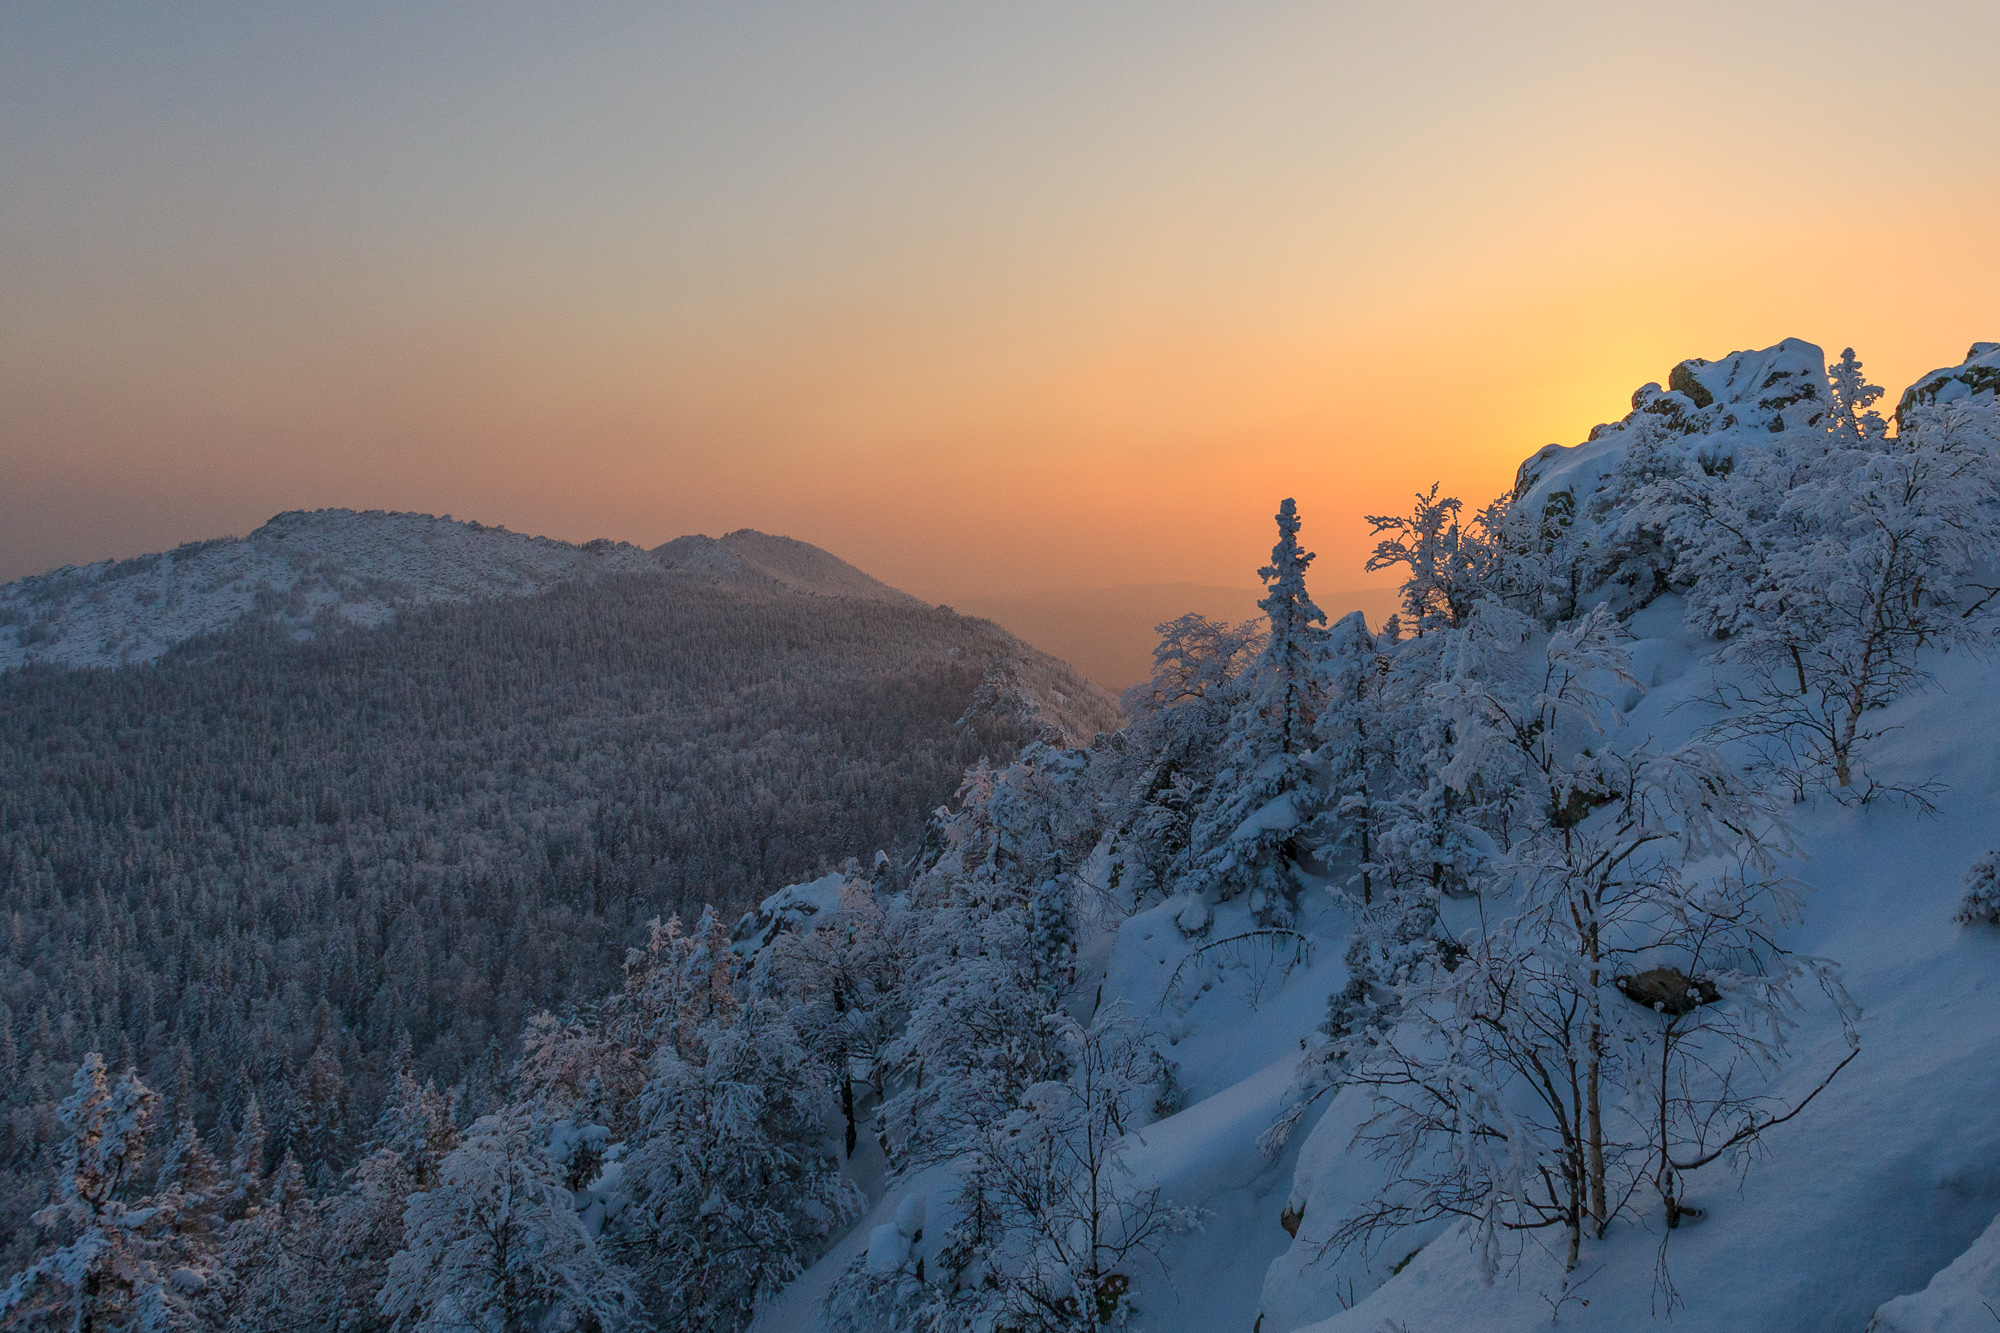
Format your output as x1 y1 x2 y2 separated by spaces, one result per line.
4 2 1998 599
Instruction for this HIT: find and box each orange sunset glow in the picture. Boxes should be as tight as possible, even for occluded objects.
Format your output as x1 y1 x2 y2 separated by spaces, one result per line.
5 3 1997 603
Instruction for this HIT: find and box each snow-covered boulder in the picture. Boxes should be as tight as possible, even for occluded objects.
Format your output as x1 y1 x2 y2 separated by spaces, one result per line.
731 871 851 959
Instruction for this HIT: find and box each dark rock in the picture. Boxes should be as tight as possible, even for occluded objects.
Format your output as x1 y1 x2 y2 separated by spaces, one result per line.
1616 967 1720 1016
1669 361 1715 408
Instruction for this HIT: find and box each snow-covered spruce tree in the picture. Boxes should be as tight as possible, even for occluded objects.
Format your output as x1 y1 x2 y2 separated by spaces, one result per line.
1334 614 1858 1288
1186 499 1330 923
156 1114 226 1246
1312 610 1396 906
0 1055 213 1331
618 1000 862 1333
828 1010 1198 1333
208 1152 328 1333
508 909 741 1153
1361 605 1515 903
379 1104 635 1333
1641 376 2000 796
290 1040 351 1191
1263 606 1458 1152
1828 345 1889 447
239 1067 461 1333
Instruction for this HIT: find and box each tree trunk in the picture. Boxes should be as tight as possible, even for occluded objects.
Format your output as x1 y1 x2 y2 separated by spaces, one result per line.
1583 905 1608 1231
1586 1028 1607 1232
841 1071 857 1159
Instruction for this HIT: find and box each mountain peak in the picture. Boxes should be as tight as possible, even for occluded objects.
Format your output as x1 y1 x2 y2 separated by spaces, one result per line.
653 529 921 605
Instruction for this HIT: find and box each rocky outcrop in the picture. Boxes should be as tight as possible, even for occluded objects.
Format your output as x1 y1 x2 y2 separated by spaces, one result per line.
1896 342 2000 425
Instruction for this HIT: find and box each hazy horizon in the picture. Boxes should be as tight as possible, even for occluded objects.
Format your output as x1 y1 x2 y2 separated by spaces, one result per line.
6 3 1998 595
0 498 1400 691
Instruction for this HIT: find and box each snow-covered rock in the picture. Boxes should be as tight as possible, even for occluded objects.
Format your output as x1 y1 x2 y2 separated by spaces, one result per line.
1897 341 2000 422
1513 336 1831 518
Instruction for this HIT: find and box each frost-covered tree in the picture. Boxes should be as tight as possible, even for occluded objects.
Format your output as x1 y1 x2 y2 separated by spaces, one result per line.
1828 346 1888 446
291 1041 350 1191
1313 610 1395 905
882 755 1089 1162
244 1068 462 1333
829 1010 1198 1333
209 1152 326 1333
619 1001 861 1333
768 879 911 1159
1104 614 1262 906
0 1055 209 1332
1366 485 1509 635
379 1105 634 1333
1335 619 1858 1288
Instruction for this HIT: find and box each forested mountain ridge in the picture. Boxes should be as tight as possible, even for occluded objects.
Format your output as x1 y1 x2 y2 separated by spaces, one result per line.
0 510 921 672
0 525 1117 1286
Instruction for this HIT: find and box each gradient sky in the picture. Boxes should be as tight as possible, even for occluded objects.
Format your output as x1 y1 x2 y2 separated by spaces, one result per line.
4 2 1997 598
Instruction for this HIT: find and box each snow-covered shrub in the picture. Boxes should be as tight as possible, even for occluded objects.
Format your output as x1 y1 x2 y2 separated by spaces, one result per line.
1956 851 2000 926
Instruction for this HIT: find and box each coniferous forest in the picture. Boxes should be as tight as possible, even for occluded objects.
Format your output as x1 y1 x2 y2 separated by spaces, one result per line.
0 570 1113 1285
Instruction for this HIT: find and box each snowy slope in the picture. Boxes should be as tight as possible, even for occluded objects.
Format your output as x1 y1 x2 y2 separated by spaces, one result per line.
0 511 917 672
1257 615 2000 1333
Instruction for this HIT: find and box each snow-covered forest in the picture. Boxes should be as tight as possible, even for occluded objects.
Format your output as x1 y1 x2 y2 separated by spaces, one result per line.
5 337 2000 1332
0 538 1115 1294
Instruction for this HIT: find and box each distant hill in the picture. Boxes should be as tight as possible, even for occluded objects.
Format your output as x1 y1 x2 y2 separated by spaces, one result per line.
944 581 1402 692
0 509 926 673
